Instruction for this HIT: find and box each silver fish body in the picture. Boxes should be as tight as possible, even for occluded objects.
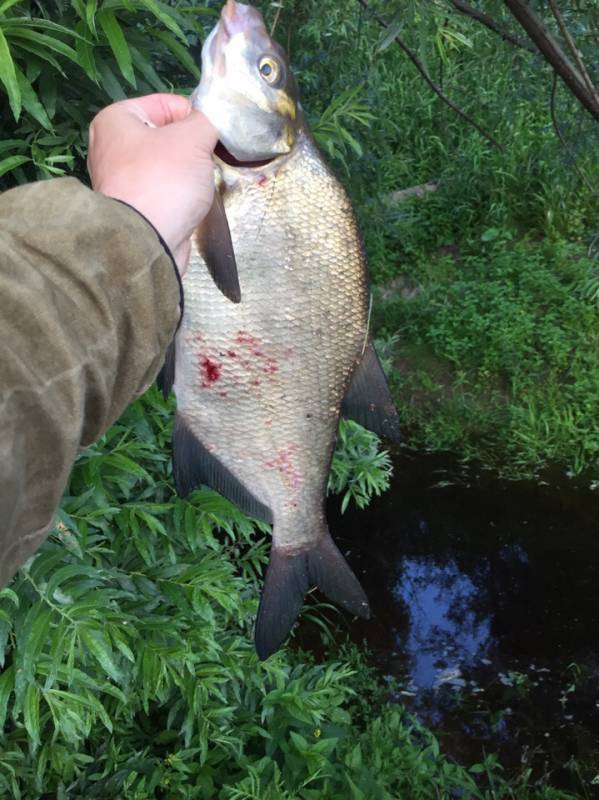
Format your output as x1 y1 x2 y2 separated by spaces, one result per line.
163 1 400 659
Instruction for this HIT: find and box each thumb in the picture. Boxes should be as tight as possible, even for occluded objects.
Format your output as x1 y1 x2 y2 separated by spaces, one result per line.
175 109 219 151
126 93 193 126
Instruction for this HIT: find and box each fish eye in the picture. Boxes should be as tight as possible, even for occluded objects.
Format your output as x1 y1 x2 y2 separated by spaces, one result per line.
258 56 281 84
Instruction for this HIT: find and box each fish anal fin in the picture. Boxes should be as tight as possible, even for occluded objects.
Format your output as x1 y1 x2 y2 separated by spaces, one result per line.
196 190 241 303
173 415 272 524
342 341 400 443
255 532 370 660
157 340 176 398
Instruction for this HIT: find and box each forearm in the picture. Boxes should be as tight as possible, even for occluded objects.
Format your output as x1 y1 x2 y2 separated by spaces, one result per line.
0 177 181 587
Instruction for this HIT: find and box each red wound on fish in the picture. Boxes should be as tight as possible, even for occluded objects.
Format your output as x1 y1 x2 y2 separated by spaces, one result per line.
264 446 301 489
236 330 259 346
233 330 280 382
198 355 221 388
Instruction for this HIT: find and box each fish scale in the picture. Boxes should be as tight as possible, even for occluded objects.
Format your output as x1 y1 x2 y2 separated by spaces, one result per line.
175 130 369 538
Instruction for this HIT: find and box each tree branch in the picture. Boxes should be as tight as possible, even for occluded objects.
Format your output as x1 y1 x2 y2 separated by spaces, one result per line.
356 0 504 151
549 72 596 195
547 0 599 107
448 0 536 53
503 0 599 122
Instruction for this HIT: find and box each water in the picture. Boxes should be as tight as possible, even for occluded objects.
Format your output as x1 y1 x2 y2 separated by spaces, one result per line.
325 450 599 794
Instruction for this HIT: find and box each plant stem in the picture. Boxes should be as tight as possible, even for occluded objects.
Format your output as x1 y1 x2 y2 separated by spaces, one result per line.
356 0 504 151
449 0 536 53
547 0 599 107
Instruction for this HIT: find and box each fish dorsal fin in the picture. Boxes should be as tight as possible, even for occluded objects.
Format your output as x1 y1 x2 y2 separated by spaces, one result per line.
172 414 273 524
157 339 176 398
342 340 401 443
196 189 241 303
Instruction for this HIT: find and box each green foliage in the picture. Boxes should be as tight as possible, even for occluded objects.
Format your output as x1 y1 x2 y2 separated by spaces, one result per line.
0 387 390 798
375 235 599 477
0 389 572 799
329 421 391 512
0 0 212 186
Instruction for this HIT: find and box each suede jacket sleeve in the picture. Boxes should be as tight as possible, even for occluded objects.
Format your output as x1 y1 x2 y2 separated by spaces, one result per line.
0 177 182 588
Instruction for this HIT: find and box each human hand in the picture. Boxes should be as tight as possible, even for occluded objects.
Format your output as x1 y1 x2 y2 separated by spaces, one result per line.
88 93 218 273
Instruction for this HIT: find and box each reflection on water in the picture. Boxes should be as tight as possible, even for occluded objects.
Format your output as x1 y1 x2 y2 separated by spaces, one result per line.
393 557 492 688
325 450 599 791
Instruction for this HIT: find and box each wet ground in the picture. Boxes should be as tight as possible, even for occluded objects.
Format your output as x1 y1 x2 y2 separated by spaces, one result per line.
326 450 599 796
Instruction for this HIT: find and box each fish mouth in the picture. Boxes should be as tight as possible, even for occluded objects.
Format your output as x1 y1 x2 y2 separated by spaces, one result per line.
215 140 276 168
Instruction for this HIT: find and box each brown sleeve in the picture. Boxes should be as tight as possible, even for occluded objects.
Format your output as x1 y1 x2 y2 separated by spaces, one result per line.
0 177 181 588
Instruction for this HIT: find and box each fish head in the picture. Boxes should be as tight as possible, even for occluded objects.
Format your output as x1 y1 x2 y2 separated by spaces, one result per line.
193 0 299 163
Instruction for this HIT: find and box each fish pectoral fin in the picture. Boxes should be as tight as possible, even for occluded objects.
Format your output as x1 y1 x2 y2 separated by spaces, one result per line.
255 532 370 661
172 415 273 524
342 340 401 443
195 190 241 303
157 339 176 398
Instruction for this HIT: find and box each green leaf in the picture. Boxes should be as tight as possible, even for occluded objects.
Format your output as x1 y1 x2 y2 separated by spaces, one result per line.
109 453 152 481
139 0 186 42
11 39 64 74
97 9 136 87
481 227 500 242
0 0 23 13
2 19 87 40
80 625 123 683
7 30 79 65
0 138 25 157
0 155 30 178
0 588 19 607
86 0 98 37
15 65 52 130
130 45 165 92
39 69 57 118
16 605 52 685
23 684 41 751
75 20 98 81
346 774 367 800
153 29 200 79
95 54 126 100
377 11 403 53
0 665 15 729
0 27 20 119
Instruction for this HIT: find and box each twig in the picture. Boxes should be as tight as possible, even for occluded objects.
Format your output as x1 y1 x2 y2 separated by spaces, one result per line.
449 0 536 53
270 2 283 37
357 0 504 151
549 72 596 196
548 0 599 107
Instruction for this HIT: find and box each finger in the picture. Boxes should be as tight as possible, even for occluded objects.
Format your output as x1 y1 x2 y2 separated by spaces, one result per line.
119 93 193 127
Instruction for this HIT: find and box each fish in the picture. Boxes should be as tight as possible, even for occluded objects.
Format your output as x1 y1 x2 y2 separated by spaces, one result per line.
159 0 401 660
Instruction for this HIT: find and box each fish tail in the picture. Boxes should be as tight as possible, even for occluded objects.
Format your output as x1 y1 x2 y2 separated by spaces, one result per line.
254 532 370 661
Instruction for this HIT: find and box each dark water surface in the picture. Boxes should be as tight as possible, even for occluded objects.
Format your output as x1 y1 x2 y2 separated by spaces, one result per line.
326 451 599 794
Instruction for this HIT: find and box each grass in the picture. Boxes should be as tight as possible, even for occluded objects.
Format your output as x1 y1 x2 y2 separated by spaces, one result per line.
374 234 599 478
